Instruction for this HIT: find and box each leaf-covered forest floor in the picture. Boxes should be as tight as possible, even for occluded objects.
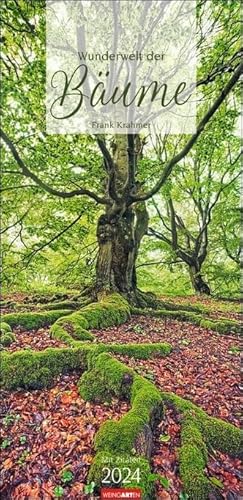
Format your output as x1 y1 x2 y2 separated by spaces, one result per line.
0 294 240 499
0 374 129 499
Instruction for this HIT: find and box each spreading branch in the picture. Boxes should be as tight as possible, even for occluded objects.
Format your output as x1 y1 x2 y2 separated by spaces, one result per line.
0 129 111 206
131 62 242 203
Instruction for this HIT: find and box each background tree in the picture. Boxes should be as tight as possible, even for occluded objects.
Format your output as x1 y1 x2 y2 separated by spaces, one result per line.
148 106 241 294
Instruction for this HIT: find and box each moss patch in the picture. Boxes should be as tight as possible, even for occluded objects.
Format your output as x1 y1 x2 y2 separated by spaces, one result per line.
0 341 171 391
92 342 172 359
2 310 73 330
79 352 134 402
162 392 241 457
179 444 209 499
50 318 94 345
132 308 240 334
0 332 16 347
0 322 12 333
50 293 131 345
200 318 239 334
0 346 92 390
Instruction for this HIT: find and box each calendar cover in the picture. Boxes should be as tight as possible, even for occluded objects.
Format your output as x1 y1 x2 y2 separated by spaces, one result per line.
0 1 241 499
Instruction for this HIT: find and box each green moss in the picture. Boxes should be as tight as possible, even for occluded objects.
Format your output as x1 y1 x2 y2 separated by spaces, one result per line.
200 318 240 334
78 354 162 454
181 417 207 462
161 390 241 497
0 332 16 346
132 307 202 324
88 452 154 500
0 322 12 333
80 293 130 329
161 392 242 457
131 375 163 420
0 341 171 390
160 299 240 315
200 416 241 456
94 379 162 455
179 444 210 500
49 293 130 346
160 301 208 314
94 414 144 454
2 310 72 330
0 346 92 390
132 308 240 334
50 318 94 345
78 353 134 402
39 301 79 310
91 342 172 359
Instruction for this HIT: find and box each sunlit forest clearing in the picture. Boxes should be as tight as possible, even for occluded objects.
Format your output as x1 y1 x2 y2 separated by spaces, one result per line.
0 1 241 499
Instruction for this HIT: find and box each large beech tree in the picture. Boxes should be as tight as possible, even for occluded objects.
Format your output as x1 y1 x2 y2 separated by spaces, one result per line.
1 0 242 303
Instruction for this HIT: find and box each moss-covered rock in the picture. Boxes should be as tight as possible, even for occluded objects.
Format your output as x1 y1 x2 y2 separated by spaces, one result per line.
0 332 16 347
2 310 73 330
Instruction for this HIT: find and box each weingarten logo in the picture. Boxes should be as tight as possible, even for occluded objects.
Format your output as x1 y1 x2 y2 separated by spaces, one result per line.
46 0 196 135
101 488 141 499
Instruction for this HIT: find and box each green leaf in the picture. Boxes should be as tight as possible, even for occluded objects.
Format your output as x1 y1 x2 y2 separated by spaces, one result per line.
148 473 160 482
159 476 170 489
60 469 74 484
179 492 189 500
209 476 224 489
159 434 171 443
19 435 27 445
1 438 11 449
180 339 190 346
54 486 65 498
84 481 96 494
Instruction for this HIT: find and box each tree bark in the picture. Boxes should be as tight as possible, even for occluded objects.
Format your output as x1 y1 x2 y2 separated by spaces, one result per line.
95 202 149 302
94 135 153 305
189 264 211 295
96 208 136 294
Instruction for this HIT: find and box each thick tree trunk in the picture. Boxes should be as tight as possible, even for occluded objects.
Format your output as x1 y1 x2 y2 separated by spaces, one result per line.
95 201 151 305
94 134 153 305
96 208 137 295
189 265 211 295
